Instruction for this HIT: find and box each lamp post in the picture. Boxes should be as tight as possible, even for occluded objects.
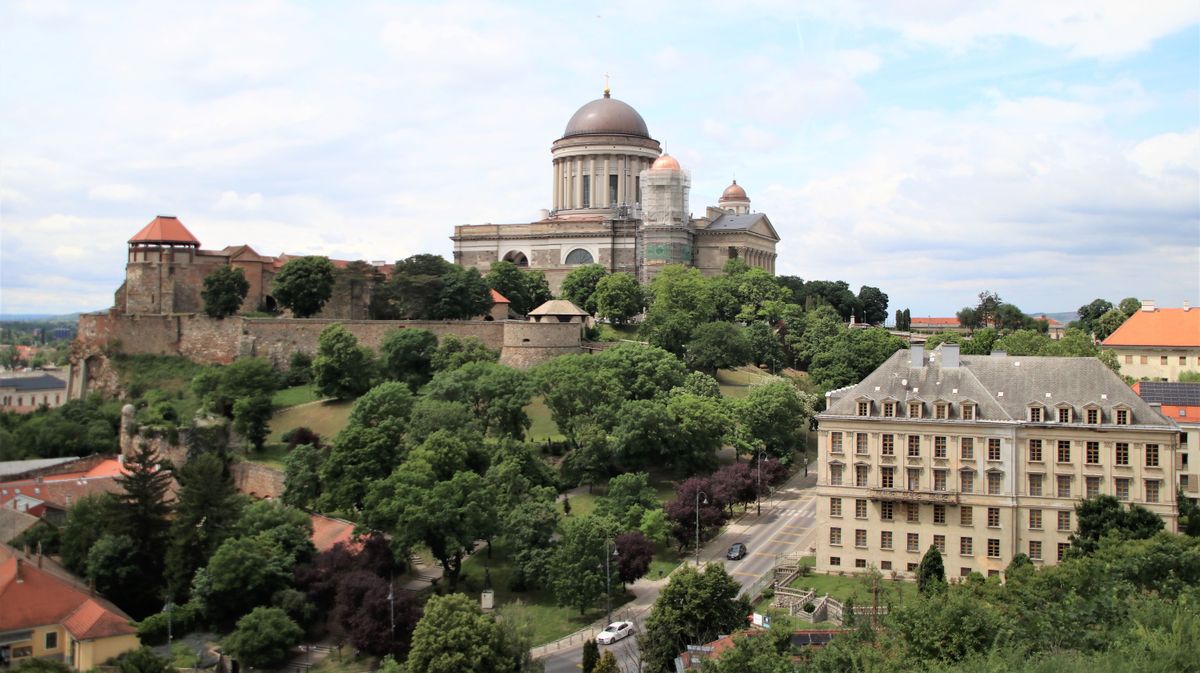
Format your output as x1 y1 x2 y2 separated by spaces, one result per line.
756 450 767 515
604 540 619 625
163 601 173 649
695 490 709 567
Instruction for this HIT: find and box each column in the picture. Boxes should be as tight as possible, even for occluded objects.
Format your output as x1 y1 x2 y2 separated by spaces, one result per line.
603 155 611 206
617 155 627 205
552 160 560 210
573 157 582 209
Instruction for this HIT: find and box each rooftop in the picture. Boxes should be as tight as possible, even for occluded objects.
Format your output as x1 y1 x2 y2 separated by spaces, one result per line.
0 544 136 638
1102 307 1200 348
129 215 200 246
0 373 67 391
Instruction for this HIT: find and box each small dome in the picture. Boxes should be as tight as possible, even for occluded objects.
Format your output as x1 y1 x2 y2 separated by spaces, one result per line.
563 91 650 139
651 153 681 170
719 180 748 203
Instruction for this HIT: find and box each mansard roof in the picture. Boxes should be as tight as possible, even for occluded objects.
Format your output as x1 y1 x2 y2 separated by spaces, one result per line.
129 215 200 246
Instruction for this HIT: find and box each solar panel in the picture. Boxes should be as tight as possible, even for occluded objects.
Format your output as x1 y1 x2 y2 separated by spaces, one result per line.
1137 382 1200 406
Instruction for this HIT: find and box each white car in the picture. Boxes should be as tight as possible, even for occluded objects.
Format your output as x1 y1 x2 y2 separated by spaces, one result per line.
596 621 634 645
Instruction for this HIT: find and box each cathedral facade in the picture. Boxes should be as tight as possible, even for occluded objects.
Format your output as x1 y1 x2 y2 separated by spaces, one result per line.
452 89 781 292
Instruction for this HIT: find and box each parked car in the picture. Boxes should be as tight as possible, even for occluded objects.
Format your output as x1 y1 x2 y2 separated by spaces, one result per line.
727 543 748 560
596 621 634 645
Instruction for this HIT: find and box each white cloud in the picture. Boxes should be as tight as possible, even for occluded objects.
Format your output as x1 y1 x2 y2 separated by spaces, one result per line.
1129 130 1200 179
88 183 146 202
214 191 265 211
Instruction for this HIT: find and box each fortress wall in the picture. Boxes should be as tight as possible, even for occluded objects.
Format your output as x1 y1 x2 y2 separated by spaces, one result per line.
500 321 583 369
241 319 508 368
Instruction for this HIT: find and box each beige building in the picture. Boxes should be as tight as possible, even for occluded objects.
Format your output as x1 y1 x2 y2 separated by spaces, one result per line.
0 373 67 414
814 344 1179 579
452 88 780 293
1133 381 1200 503
1102 301 1200 381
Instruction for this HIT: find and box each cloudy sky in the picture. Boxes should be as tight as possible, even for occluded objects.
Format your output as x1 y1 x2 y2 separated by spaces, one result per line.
2 0 1198 318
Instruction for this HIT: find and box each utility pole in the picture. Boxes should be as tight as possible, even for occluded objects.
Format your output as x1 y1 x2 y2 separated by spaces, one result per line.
756 450 766 515
695 490 708 566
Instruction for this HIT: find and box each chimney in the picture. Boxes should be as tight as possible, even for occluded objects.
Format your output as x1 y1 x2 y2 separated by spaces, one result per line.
1141 299 1156 312
942 343 961 368
14 559 22 583
911 345 925 368
1184 301 1191 312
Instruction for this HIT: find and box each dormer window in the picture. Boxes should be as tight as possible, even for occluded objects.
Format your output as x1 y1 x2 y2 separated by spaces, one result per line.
961 403 976 420
1085 406 1100 424
883 401 897 417
857 400 870 417
934 403 948 420
1057 406 1071 423
1029 406 1043 423
909 402 923 418
1115 408 1130 426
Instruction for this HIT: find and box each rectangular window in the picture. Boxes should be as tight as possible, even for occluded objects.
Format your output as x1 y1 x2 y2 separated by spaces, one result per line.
935 403 948 419
830 527 842 545
856 433 869 455
882 434 895 456
1058 543 1070 561
1029 439 1043 462
1182 356 1188 365
987 507 1000 527
1124 354 1133 364
934 469 947 491
988 438 1001 461
1086 442 1100 464
961 506 973 526
1115 478 1131 500
855 465 869 487
908 562 919 572
608 174 618 204
855 558 867 568
1057 475 1071 498
1029 473 1043 496
635 176 640 204
906 503 919 523
1116 409 1129 425
934 534 946 554
1140 356 1148 364
830 465 843 486
855 529 867 548
830 498 842 517
1116 443 1130 465
881 467 895 489
1057 510 1071 531
1029 540 1042 560
45 631 58 650
988 472 1002 495
907 533 920 553
1161 355 1169 365
962 404 975 420
1057 440 1071 463
1030 407 1043 423
961 437 974 460
881 501 894 520
855 499 868 519
881 530 893 549
934 436 947 458
1086 476 1101 498
581 175 591 208
1145 480 1160 503
1087 408 1099 424
987 538 1000 558
883 402 896 417
907 468 921 491
909 402 922 418
961 471 975 493
1058 407 1071 423
830 556 840 566
908 435 921 457
934 504 946 524
1029 509 1042 529
881 560 892 570
1146 444 1159 467
960 537 973 555
830 433 843 453
857 401 870 416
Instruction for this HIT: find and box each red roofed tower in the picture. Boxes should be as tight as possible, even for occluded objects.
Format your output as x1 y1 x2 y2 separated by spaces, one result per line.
122 215 204 314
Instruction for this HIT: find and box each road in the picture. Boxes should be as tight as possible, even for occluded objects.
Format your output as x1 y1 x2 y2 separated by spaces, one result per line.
539 472 818 673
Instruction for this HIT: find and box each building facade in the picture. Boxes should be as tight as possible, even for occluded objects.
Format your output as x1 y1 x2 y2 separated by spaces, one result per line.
1102 301 1200 381
1133 381 1200 503
0 374 67 414
814 345 1179 579
452 88 780 293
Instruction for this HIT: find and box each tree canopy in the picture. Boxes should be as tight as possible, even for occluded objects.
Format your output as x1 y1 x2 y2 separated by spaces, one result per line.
273 255 336 318
202 265 250 318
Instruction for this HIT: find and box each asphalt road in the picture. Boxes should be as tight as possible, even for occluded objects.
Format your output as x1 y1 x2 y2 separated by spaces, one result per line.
540 473 818 673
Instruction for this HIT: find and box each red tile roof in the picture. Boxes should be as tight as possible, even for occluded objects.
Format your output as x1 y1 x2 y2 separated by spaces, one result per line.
1102 308 1200 348
490 289 510 304
0 546 135 638
129 216 200 246
63 597 137 640
0 475 124 511
911 317 960 327
310 513 360 553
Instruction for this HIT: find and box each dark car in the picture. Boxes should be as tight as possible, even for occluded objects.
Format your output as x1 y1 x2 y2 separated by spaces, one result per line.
727 543 748 560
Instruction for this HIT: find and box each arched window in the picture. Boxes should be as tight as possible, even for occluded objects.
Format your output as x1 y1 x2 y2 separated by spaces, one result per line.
502 251 529 267
564 248 594 265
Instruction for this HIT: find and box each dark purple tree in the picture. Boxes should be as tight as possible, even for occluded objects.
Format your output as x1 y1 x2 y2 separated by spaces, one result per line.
614 531 654 586
332 571 421 657
710 463 757 515
664 477 726 552
757 457 789 487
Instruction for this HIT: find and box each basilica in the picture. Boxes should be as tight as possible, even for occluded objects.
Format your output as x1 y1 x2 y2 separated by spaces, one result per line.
451 88 781 292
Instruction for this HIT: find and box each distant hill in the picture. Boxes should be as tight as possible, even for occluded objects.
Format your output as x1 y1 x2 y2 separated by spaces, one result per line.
0 313 82 323
1031 311 1078 325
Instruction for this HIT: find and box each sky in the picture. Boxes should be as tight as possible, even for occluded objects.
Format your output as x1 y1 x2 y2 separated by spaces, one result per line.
2 0 1198 318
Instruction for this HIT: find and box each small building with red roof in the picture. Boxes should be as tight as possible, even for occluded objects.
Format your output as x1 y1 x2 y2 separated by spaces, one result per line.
1102 301 1200 381
0 544 139 668
908 317 965 334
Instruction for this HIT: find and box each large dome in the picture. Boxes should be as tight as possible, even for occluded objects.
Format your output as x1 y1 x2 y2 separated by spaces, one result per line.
563 92 650 139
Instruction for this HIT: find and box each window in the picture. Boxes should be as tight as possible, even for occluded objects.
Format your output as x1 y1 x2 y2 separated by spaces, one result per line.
564 248 594 265
1029 473 1043 496
1058 440 1071 463
960 567 971 577
855 499 868 519
934 504 946 524
907 468 921 491
961 471 975 493
988 438 1001 461
830 556 841 566
635 176 640 203
961 506 973 526
908 435 921 457
830 498 842 517
882 434 895 456
1030 406 1043 423
1058 543 1070 561
1145 480 1160 503
962 403 975 420
909 402 922 418
1086 442 1100 464
1140 356 1148 365
1056 475 1071 498
907 533 920 553
881 530 893 549
906 503 919 523
1116 409 1129 425
1110 466 1140 499
881 560 892 570
608 174 618 204
987 472 1003 495
934 470 948 491
1029 540 1042 560
934 436 947 458
987 538 1000 558
1161 355 1169 365
1146 444 1160 467
1087 408 1099 424
1058 407 1071 423
987 507 1000 527
581 175 591 207
1182 356 1189 365
857 401 870 416
1029 439 1043 462
934 534 946 554
908 562 919 572
1124 355 1133 364
1116 443 1130 466
1057 511 1071 531
856 433 869 455
855 529 867 548
830 432 843 453
830 464 843 486
961 437 974 460
855 465 869 486
881 501 894 520
961 537 973 555
881 467 895 489
855 558 868 568
935 403 948 419
45 631 58 650
1029 509 1042 529
883 401 896 417
1086 476 1101 498
830 527 842 545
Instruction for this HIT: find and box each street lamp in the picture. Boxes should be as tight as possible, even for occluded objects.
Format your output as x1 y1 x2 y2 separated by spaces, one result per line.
162 601 173 649
756 450 767 515
695 490 709 567
604 540 620 625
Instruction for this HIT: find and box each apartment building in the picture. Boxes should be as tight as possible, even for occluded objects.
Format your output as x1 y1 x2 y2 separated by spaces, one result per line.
814 344 1179 578
1133 381 1200 503
1101 301 1200 381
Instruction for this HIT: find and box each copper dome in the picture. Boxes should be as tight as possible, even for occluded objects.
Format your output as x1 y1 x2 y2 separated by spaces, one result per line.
651 153 681 170
563 92 650 139
719 180 748 202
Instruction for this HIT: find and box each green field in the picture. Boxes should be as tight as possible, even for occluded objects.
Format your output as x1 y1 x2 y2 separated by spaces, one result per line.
267 399 354 444
526 396 564 441
786 569 917 606
272 384 322 407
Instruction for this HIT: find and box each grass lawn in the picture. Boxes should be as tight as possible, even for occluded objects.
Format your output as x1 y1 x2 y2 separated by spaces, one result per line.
272 384 322 408
787 570 918 606
243 443 291 469
268 399 354 444
752 596 838 631
647 542 684 580
593 324 642 342
526 396 564 441
308 651 377 673
560 492 599 519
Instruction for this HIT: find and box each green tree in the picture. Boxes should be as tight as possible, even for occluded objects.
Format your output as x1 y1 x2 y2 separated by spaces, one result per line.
1093 308 1127 341
433 265 493 320
549 515 620 614
737 381 814 463
809 327 905 391
611 398 677 469
425 361 533 439
197 533 294 626
685 322 751 374
534 355 625 440
1118 297 1142 317
639 564 751 673
166 452 245 599
593 272 644 324
232 393 272 450
1070 495 1164 556
666 392 730 475
111 442 173 616
701 629 795 673
201 266 250 318
594 343 686 401
115 647 176 673
224 606 304 668
312 323 376 399
917 544 946 595
282 442 324 508
233 499 316 564
431 334 500 371
86 533 140 602
60 493 117 576
405 593 515 673
857 285 889 325
890 589 1006 665
674 371 721 398
581 639 600 673
592 651 619 673
1178 493 1200 536
487 260 553 315
1076 298 1115 336
193 357 278 418
380 328 439 390
561 264 609 314
745 321 785 373
596 472 660 531
273 255 336 318
320 423 405 512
